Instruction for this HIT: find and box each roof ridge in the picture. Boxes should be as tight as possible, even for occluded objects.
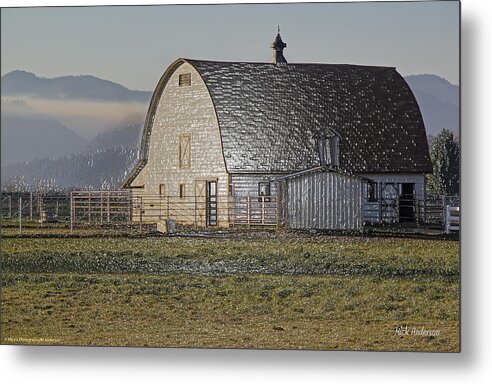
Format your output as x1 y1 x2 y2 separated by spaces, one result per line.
184 58 395 70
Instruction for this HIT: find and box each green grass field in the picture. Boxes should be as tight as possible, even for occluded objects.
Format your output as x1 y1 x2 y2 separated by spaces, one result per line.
1 236 459 351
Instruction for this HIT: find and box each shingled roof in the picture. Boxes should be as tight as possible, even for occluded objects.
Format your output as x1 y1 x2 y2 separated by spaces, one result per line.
123 57 432 188
187 59 431 174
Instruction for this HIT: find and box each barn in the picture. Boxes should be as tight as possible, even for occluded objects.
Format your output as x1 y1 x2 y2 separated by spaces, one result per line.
123 31 431 230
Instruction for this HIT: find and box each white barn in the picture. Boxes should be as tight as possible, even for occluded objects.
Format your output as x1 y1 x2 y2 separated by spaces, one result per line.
123 32 431 229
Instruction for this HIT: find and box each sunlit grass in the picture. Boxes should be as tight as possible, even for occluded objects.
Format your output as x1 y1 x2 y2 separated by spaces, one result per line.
0 236 459 351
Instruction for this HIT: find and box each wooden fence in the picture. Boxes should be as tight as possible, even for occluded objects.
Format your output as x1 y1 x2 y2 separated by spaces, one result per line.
362 194 460 225
1 190 458 234
445 205 460 234
69 191 278 232
1 191 70 222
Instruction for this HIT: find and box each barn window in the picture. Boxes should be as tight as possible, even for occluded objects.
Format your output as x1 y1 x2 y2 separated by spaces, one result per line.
318 136 328 166
258 182 271 202
179 73 191 87
179 184 186 199
228 177 234 196
318 134 339 168
367 181 379 202
329 136 339 167
159 184 166 195
178 134 191 169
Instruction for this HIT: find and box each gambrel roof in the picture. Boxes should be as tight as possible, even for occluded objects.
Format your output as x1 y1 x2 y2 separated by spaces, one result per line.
188 59 431 174
123 58 431 187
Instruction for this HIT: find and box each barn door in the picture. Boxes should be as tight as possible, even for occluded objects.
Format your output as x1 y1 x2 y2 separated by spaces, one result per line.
194 180 206 227
399 183 415 223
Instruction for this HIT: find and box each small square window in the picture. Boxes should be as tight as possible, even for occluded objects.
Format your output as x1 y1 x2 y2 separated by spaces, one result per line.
179 73 191 87
258 182 271 202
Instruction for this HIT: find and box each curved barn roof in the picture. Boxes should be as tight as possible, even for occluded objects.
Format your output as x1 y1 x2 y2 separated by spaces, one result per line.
188 59 431 174
124 58 431 187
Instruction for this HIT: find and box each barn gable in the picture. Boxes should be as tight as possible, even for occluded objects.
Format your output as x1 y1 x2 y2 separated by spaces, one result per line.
126 60 228 196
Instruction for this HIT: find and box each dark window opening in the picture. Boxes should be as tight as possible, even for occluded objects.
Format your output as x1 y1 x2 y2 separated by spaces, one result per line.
179 184 186 199
367 181 378 202
179 73 191 87
399 183 415 223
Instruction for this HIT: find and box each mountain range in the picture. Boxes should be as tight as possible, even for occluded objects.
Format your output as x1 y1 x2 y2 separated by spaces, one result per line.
1 123 142 190
0 70 459 190
1 70 152 102
404 74 459 136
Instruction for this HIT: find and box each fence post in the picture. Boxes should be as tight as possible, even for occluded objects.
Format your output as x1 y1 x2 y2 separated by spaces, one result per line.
167 195 170 220
39 194 44 226
128 193 132 222
8 195 12 219
442 195 446 224
30 192 33 221
70 191 74 234
445 204 449 234
423 196 427 223
107 190 110 223
194 195 196 229
55 200 59 218
378 182 382 224
231 196 235 228
261 196 265 225
88 190 92 222
247 196 251 229
139 196 143 233
19 197 22 234
100 193 103 224
276 191 281 229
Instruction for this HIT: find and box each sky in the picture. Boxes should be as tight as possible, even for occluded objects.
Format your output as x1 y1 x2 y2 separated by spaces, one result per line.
1 1 460 91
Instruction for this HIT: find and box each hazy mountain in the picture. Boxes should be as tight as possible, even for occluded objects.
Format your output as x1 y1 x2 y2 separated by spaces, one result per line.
1 70 152 102
0 71 147 189
88 123 143 151
1 121 143 190
1 145 139 190
404 74 459 136
1 113 87 166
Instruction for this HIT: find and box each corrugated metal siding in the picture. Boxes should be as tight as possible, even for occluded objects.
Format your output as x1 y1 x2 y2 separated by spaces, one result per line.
286 171 362 230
